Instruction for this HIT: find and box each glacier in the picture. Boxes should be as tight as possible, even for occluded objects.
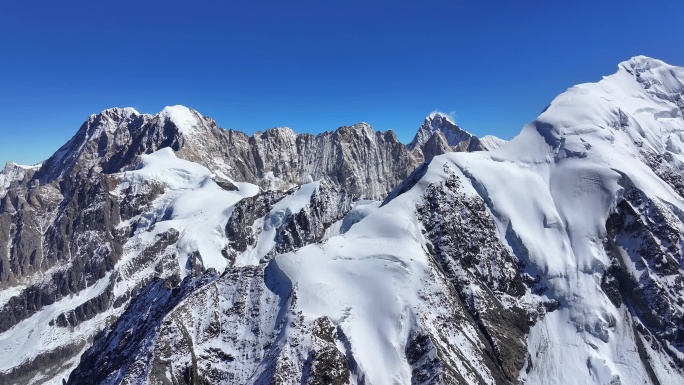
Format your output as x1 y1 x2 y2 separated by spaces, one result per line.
0 56 683 384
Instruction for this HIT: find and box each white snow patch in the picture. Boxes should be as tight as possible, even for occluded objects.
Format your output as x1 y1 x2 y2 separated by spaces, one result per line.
158 105 200 135
120 147 259 275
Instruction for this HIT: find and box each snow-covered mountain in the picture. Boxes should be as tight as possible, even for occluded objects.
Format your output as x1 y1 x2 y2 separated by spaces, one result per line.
2 55 684 385
407 112 497 162
479 135 507 151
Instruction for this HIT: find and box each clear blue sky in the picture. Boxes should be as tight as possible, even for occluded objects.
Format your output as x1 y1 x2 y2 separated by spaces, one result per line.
2 0 684 165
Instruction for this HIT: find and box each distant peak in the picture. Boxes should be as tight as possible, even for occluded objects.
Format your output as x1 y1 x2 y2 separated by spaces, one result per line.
157 105 201 135
93 107 141 120
426 111 456 124
264 126 296 134
409 111 473 150
258 126 297 140
159 105 196 120
336 122 374 135
160 105 191 113
121 107 140 115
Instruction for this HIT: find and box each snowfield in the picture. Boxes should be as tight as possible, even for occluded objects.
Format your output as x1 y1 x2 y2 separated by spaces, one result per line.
1 56 684 384
257 56 684 384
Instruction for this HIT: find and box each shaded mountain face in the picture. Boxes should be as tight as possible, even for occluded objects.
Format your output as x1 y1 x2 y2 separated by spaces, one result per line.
407 112 503 162
2 55 684 385
0 106 481 385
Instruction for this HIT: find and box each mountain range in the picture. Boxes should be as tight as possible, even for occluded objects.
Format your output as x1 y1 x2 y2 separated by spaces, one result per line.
1 56 683 385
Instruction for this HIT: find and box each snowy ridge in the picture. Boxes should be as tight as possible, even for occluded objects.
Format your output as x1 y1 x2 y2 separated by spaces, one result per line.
2 56 684 384
478 135 507 150
451 55 684 384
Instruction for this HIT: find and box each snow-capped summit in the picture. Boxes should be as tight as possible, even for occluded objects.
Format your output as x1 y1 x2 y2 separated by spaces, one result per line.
95 106 140 118
5 56 684 385
408 112 458 149
620 55 684 108
408 111 486 161
157 105 202 135
622 54 674 75
444 55 684 384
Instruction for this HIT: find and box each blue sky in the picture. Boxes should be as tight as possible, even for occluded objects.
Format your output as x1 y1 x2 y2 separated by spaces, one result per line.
2 0 684 165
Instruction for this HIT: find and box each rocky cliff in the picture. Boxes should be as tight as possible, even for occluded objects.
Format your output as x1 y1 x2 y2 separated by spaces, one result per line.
2 56 684 385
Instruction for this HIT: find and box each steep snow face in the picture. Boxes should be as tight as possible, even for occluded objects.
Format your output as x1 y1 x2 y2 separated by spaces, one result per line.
273 204 430 385
118 148 260 276
442 56 684 384
478 135 507 151
270 181 519 385
6 56 684 385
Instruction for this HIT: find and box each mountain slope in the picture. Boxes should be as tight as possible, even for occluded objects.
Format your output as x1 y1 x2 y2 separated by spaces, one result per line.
2 56 684 385
1 106 476 384
408 112 490 162
65 56 684 384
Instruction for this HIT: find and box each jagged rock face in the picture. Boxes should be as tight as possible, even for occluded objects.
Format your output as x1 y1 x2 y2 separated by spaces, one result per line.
0 144 373 384
0 108 435 384
210 123 422 201
32 105 429 203
408 113 490 162
604 181 684 364
416 171 537 381
5 56 684 385
66 272 220 385
0 162 39 200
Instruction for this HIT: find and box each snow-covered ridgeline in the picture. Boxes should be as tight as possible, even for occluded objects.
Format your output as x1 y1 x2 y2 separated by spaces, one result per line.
3 56 684 385
448 55 684 383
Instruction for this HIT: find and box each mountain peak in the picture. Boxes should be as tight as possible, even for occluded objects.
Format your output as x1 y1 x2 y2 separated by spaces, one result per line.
334 122 373 133
622 55 666 70
408 111 478 153
508 55 684 165
615 55 684 105
426 111 456 124
93 107 141 121
157 105 201 135
257 126 298 142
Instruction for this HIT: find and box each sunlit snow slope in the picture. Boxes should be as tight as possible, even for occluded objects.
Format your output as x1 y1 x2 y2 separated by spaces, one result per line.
260 55 684 384
68 56 684 385
435 55 684 384
3 56 684 385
